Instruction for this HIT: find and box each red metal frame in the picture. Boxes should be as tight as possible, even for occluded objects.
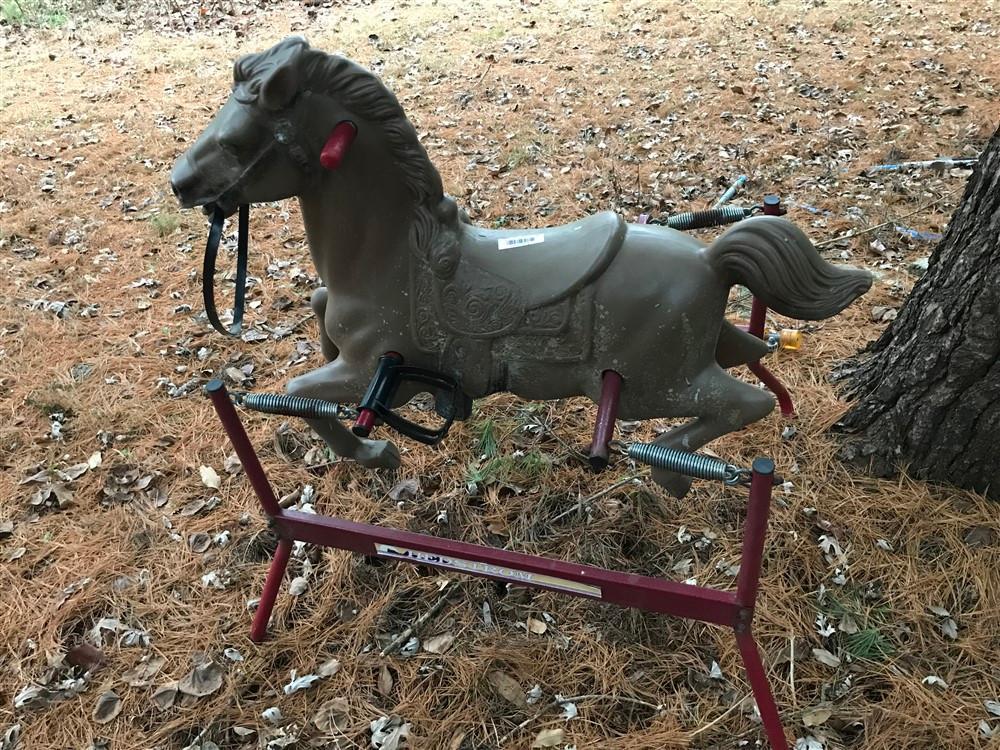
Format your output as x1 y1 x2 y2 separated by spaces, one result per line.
746 197 795 415
205 380 789 749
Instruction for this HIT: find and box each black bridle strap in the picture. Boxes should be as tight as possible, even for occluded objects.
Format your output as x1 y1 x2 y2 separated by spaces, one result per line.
203 204 250 337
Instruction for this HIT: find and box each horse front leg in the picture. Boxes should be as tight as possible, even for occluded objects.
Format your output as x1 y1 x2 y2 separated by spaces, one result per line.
310 287 340 362
287 359 400 469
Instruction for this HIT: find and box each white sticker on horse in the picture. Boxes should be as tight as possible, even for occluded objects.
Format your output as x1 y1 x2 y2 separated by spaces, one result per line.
498 234 545 250
374 544 602 597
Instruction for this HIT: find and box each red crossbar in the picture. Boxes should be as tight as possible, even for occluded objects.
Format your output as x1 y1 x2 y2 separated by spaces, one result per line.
205 380 789 749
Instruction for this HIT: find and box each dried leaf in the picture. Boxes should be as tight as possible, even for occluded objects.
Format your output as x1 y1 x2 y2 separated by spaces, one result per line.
526 684 543 705
313 697 350 732
178 661 224 697
802 705 833 727
531 727 564 747
262 706 283 725
92 691 122 724
177 498 207 516
527 617 547 635
370 716 411 750
14 684 49 710
199 465 221 490
837 613 859 635
939 618 959 640
985 700 1000 717
283 670 321 695
378 665 394 697
0 520 15 537
487 671 527 708
812 648 841 668
56 577 91 608
423 633 455 654
388 478 420 502
922 675 948 689
122 655 165 687
318 658 340 677
289 576 309 595
188 532 211 553
560 700 578 720
2 724 21 750
66 642 106 672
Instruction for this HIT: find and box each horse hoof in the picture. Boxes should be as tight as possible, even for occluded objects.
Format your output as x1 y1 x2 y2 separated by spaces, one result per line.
652 469 693 499
356 439 401 470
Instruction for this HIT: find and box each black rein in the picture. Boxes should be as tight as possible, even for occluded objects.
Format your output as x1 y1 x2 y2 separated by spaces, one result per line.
202 204 250 337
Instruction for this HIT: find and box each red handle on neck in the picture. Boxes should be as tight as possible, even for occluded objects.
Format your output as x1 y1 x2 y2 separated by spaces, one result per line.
320 121 357 171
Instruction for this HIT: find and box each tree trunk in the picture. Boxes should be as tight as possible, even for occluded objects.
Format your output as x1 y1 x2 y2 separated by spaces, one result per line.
836 124 1000 499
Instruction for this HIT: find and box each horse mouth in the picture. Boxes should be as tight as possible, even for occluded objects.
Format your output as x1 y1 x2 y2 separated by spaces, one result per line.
201 198 239 218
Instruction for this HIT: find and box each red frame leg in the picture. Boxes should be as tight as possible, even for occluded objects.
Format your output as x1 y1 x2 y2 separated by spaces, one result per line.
747 297 795 417
737 630 789 750
250 537 292 643
748 361 794 416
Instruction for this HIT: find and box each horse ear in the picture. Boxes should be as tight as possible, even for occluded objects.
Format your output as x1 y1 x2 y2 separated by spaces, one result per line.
259 64 300 111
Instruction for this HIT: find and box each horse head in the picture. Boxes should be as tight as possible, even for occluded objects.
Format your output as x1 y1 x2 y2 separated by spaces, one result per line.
171 37 436 217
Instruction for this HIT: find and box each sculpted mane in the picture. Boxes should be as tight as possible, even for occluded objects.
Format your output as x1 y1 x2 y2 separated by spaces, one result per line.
235 39 462 275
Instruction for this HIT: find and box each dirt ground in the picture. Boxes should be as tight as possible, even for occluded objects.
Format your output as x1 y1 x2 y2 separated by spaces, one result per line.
1 1 999 748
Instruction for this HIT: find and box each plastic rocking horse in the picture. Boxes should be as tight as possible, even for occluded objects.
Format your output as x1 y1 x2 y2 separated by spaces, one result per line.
170 38 872 750
170 36 871 498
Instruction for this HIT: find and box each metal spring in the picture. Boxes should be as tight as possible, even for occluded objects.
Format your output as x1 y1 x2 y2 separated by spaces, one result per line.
232 391 356 421
652 206 749 231
626 442 746 485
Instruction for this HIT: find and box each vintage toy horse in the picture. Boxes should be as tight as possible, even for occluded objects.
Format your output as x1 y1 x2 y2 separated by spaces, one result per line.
170 37 872 496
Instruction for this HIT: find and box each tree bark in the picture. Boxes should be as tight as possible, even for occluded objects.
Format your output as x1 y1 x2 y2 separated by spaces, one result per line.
836 124 1000 499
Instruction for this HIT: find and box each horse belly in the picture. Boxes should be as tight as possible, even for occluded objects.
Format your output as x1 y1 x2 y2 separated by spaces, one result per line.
587 236 728 417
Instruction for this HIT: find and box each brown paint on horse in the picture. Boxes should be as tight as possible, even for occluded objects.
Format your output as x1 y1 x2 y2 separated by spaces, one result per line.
171 37 872 495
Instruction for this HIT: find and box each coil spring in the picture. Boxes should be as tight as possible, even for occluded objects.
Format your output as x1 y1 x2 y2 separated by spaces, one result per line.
626 442 746 485
232 391 356 421
652 206 749 231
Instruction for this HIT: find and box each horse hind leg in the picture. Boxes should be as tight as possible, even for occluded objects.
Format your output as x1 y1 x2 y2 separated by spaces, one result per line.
650 368 774 498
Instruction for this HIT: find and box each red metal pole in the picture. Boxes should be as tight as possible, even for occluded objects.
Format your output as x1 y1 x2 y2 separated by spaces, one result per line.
589 370 623 471
733 457 788 749
205 379 282 517
249 537 293 643
746 193 793 414
736 457 775 608
736 630 789 750
747 361 795 417
748 297 767 339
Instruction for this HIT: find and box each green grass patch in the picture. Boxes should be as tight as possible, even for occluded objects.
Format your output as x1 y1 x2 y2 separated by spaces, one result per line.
1 0 72 28
149 212 181 238
844 628 895 661
820 588 897 663
474 418 499 459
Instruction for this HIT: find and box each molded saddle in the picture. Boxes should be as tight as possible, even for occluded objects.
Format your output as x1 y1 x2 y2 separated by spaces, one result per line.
459 212 626 309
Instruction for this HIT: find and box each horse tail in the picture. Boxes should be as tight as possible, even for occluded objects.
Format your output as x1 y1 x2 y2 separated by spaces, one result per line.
702 216 872 320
